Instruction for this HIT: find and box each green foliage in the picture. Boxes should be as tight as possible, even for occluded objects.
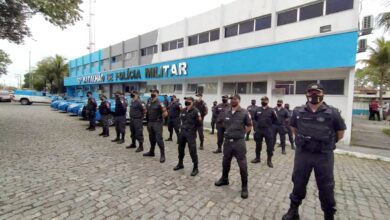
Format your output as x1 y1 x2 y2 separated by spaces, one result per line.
0 0 83 44
0 49 12 76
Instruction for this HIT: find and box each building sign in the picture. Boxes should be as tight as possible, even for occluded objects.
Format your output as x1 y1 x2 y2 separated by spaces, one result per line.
77 74 105 84
145 62 187 79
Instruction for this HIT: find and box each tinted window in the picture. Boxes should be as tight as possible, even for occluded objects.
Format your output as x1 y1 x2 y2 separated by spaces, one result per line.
296 80 317 94
225 24 238 38
320 80 344 95
169 41 177 50
187 84 198 92
326 0 353 15
237 82 250 94
277 9 297 26
188 35 198 46
177 39 184 48
300 2 324 21
210 29 220 41
162 43 169 52
223 83 236 94
239 20 254 34
255 14 272 31
252 82 267 94
199 32 209 44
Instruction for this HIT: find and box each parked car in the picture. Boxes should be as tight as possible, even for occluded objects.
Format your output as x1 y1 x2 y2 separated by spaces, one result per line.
0 90 12 102
13 90 53 105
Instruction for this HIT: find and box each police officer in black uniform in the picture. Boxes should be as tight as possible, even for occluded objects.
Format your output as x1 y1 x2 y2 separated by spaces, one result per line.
214 94 252 199
143 89 168 163
284 103 295 150
126 91 146 152
98 95 111 137
194 93 208 150
283 83 346 220
166 95 182 143
246 99 258 141
173 96 202 176
273 99 289 154
251 96 278 167
213 95 230 153
111 91 127 144
86 91 97 131
210 101 218 135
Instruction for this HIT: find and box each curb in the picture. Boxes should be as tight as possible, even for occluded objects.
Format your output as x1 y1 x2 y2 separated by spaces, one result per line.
334 149 390 162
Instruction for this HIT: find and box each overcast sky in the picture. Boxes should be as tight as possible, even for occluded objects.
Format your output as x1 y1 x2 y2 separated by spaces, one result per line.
0 0 388 87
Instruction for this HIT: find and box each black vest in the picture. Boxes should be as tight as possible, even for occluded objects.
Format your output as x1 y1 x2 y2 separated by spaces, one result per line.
147 100 163 122
130 99 144 119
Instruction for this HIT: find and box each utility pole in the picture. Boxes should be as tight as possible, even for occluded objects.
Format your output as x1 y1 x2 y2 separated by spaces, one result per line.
87 0 96 53
15 74 21 89
29 51 32 89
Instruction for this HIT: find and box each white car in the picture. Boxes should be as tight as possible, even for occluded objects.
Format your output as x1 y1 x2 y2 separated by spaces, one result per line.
13 90 53 105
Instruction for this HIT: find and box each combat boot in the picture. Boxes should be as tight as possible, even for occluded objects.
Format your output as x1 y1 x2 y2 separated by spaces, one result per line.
241 184 248 199
111 134 120 142
126 143 136 149
117 133 125 144
199 141 204 150
103 128 109 137
173 160 184 171
324 213 334 220
251 158 261 163
165 137 173 141
135 142 144 152
282 148 286 155
282 203 300 220
291 143 295 150
267 155 273 168
215 177 229 186
143 151 155 157
99 131 105 136
213 145 222 154
190 163 199 176
160 148 166 163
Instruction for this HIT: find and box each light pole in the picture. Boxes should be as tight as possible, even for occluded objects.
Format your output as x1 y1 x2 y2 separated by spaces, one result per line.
15 74 21 89
29 51 32 89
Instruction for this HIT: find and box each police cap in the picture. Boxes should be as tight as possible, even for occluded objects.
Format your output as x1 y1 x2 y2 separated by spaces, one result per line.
184 96 194 101
150 89 160 94
306 83 324 92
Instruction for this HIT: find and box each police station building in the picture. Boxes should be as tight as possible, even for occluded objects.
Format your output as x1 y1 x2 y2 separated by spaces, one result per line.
64 0 359 144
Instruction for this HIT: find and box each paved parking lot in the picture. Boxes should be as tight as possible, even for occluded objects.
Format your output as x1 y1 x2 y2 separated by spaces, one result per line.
0 102 389 220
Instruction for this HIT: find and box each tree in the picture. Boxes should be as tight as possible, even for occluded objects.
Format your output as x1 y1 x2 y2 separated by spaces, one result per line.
377 12 390 33
0 0 83 44
51 55 68 94
361 38 390 105
0 49 12 76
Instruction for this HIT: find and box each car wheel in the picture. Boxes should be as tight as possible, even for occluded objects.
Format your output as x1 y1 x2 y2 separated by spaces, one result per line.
20 99 29 105
107 114 114 126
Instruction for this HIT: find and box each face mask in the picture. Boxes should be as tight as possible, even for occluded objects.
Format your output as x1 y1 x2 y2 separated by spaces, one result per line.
151 94 156 99
307 93 323 104
261 102 268 107
185 101 191 106
231 101 238 107
222 99 227 104
277 103 282 107
130 94 135 98
251 102 256 105
285 105 290 110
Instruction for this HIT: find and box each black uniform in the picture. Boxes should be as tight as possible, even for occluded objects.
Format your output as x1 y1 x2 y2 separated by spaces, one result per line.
145 100 166 157
178 107 201 167
273 107 289 152
167 100 182 142
211 104 218 134
113 97 127 140
285 108 295 149
129 99 145 147
194 100 208 148
86 97 97 129
253 106 277 159
215 103 230 151
221 107 252 189
289 103 346 216
98 100 111 136
246 104 258 140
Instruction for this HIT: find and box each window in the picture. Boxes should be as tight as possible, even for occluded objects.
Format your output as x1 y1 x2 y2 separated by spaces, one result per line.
169 41 177 50
362 15 373 29
275 81 294 95
252 82 267 94
188 35 198 46
202 83 217 94
358 39 367 53
199 32 209 44
320 80 344 95
187 84 198 93
237 82 250 94
161 84 174 93
277 9 298 26
146 84 157 92
300 2 324 21
174 84 182 92
125 51 137 60
84 64 89 70
225 24 238 38
141 45 157 56
162 38 184 52
162 43 169 52
177 39 184 48
222 83 236 94
77 66 82 72
210 29 220 41
239 20 254 34
255 14 272 31
326 0 354 15
296 80 317 94
92 61 99 68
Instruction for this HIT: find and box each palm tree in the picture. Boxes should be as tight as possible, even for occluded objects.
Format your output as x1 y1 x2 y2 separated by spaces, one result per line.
362 38 390 106
34 55 68 93
377 12 390 32
51 55 68 94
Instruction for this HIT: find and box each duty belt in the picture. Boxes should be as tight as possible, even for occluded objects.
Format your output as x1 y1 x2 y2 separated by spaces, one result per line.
226 138 244 142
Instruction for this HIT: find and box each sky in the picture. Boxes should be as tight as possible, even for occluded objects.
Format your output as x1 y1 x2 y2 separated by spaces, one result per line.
0 0 388 87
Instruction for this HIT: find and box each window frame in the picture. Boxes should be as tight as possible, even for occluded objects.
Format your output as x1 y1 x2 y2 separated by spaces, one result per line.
255 14 272 31
299 1 324 21
239 19 255 35
277 8 298 26
225 24 239 38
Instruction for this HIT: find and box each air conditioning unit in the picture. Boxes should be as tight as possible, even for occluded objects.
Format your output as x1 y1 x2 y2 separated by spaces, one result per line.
272 88 286 95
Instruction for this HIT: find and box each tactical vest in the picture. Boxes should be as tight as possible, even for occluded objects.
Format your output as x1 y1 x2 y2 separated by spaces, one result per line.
147 100 163 122
99 101 110 115
130 100 144 119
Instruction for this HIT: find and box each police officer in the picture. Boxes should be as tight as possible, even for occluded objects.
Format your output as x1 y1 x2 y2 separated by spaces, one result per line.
98 95 111 137
126 91 146 152
214 94 252 199
284 103 295 150
246 99 258 141
251 96 277 167
173 96 202 176
166 95 182 143
111 91 127 144
213 95 230 154
273 99 289 154
85 91 97 131
283 83 346 220
210 101 218 135
194 93 208 150
143 89 168 163
163 95 170 126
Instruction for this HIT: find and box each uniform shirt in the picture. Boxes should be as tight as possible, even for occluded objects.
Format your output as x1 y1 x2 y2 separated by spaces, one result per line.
254 106 278 129
147 100 165 122
99 100 111 115
285 108 293 126
215 103 230 125
168 101 182 119
114 97 127 116
180 107 202 131
274 107 289 126
194 100 208 119
247 104 258 120
223 106 252 139
87 97 97 112
211 105 218 120
130 99 145 119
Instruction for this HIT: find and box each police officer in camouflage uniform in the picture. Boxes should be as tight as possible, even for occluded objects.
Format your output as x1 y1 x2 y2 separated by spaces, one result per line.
143 89 168 163
86 91 97 131
213 95 230 154
210 101 218 135
194 93 208 150
166 95 182 144
98 95 111 137
246 99 258 141
251 96 277 167
283 83 346 220
112 91 127 144
173 97 202 176
215 94 252 199
284 103 295 150
126 91 146 152
273 99 289 154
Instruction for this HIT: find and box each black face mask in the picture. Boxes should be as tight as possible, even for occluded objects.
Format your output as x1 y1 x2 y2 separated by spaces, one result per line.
251 102 256 105
151 94 156 99
285 105 290 110
130 94 135 98
307 93 323 104
277 103 282 107
261 102 268 107
222 99 228 104
185 101 191 106
231 101 239 107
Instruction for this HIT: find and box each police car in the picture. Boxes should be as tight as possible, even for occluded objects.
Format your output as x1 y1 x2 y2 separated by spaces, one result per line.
13 90 54 105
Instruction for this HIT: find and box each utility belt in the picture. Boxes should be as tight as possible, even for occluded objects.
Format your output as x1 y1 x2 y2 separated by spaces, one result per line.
225 138 244 143
295 134 333 153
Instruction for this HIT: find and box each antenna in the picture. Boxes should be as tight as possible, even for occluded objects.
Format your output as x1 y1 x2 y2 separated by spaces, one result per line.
87 0 96 53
